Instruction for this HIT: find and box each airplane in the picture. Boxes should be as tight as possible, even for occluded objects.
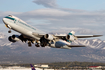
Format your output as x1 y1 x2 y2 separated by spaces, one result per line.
2 15 102 49
30 64 36 70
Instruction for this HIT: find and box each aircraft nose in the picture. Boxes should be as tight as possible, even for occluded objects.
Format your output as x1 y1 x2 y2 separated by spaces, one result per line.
2 18 6 24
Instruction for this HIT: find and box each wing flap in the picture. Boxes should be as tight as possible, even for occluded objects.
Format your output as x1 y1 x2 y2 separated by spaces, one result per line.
67 45 86 47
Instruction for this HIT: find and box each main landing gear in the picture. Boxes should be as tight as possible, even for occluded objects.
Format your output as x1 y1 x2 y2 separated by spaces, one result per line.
27 40 40 47
28 41 32 47
27 39 48 47
35 43 40 47
35 40 40 47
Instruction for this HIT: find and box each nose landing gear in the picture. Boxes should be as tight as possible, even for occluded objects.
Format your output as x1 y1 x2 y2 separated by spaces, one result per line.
8 30 11 33
5 24 12 33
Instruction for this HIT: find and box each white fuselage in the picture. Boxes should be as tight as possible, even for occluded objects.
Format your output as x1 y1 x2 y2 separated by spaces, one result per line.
3 15 45 40
3 15 71 49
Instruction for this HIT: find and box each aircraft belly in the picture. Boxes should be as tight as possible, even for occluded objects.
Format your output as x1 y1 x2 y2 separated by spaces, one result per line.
12 26 40 40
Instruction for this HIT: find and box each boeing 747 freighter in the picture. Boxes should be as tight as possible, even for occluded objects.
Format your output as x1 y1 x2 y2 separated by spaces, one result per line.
2 15 102 49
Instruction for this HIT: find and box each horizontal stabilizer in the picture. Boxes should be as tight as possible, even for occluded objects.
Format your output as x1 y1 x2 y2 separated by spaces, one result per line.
67 45 86 47
76 35 103 38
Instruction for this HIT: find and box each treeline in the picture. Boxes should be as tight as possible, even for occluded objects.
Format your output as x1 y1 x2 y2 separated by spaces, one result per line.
48 61 105 69
1 61 105 69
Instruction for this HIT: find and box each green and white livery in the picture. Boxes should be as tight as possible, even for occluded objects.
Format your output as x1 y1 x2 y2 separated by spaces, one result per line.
2 15 102 49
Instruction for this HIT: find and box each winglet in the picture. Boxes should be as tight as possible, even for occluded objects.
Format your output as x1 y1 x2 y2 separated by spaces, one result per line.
30 64 36 70
71 31 75 35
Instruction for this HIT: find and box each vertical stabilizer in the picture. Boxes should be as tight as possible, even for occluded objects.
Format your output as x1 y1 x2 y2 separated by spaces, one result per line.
68 31 75 35
70 31 75 35
30 64 36 70
67 31 75 42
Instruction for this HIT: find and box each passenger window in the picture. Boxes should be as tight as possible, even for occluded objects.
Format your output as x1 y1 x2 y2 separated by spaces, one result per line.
14 20 17 23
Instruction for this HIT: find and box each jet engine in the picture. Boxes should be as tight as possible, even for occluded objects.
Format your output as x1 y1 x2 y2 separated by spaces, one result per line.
44 34 54 40
66 35 75 41
8 35 20 42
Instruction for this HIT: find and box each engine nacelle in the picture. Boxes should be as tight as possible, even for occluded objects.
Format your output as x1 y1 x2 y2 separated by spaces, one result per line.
44 34 54 40
66 35 75 41
8 35 20 42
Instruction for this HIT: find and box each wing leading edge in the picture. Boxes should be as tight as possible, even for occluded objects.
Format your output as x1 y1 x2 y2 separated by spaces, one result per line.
55 34 102 39
75 35 103 38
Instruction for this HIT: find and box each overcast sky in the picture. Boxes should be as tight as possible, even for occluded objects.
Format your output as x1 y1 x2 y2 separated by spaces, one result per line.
0 0 105 40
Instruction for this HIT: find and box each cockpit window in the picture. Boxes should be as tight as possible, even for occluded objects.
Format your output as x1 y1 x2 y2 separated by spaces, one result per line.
8 15 12 17
5 16 15 21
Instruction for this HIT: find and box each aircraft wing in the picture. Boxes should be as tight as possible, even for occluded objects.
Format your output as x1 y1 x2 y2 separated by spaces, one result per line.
55 35 66 38
55 35 102 39
75 35 103 38
32 32 45 38
67 45 86 47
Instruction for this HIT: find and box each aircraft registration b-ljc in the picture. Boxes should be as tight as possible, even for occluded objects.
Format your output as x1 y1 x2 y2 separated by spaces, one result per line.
2 15 102 49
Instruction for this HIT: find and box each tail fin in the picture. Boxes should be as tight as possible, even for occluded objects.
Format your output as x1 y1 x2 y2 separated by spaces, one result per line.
68 31 75 35
67 31 75 42
30 64 36 70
